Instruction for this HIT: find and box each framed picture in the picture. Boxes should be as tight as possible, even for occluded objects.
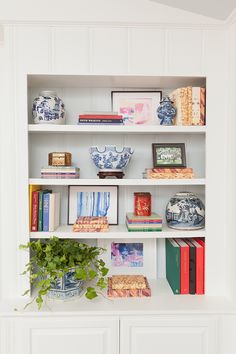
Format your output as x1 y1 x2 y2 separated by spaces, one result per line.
152 143 186 168
97 238 157 278
68 186 118 225
111 90 162 125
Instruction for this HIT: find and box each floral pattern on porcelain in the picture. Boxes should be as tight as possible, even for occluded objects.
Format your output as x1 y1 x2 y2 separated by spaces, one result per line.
89 145 134 171
47 268 84 300
157 96 176 126
32 91 65 124
166 192 205 230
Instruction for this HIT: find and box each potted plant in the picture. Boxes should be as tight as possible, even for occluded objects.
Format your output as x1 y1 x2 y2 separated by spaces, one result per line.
20 237 109 308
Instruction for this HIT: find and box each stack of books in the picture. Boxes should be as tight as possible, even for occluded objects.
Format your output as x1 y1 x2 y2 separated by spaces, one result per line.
78 112 123 125
169 86 206 126
30 186 60 232
73 216 109 232
107 275 151 298
143 168 194 179
41 166 80 179
126 212 162 232
166 238 205 295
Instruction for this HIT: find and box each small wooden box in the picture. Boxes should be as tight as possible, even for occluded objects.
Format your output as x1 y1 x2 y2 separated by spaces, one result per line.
48 152 72 166
107 277 151 298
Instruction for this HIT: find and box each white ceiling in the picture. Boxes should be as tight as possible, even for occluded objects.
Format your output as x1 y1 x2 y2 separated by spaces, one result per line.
150 0 236 19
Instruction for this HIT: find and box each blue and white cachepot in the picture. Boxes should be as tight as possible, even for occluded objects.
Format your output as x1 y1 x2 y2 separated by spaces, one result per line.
32 91 65 124
89 145 134 172
166 192 205 230
47 268 84 300
157 96 176 125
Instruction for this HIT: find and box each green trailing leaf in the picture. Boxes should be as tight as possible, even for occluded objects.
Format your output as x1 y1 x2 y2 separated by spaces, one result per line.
19 237 108 309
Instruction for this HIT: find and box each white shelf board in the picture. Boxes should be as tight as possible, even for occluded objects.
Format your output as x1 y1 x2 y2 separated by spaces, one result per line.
4 279 235 315
27 74 206 89
28 124 206 134
29 224 206 239
29 178 205 186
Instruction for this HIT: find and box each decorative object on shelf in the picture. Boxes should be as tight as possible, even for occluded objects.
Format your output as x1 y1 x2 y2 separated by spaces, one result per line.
73 216 109 232
134 192 151 216
78 112 124 125
68 185 118 225
20 237 108 308
152 143 186 168
41 166 80 179
157 96 176 125
97 238 157 278
89 145 134 179
143 168 194 179
111 91 162 125
166 192 205 230
126 212 162 232
48 152 72 166
32 91 65 124
169 86 206 126
107 275 151 297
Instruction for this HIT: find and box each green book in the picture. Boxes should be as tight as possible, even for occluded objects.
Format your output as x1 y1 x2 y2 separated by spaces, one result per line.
128 229 162 232
38 190 52 231
165 238 180 294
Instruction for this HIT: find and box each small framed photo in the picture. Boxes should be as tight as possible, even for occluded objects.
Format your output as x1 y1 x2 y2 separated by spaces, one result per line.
152 143 186 168
111 90 162 125
97 238 157 278
68 186 118 225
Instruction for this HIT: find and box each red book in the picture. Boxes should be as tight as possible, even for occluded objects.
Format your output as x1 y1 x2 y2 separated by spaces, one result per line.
175 239 189 294
194 238 205 294
31 191 39 231
79 114 123 119
190 239 204 294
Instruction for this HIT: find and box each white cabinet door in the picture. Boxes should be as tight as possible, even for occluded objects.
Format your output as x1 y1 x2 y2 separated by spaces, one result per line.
13 316 119 354
120 316 217 354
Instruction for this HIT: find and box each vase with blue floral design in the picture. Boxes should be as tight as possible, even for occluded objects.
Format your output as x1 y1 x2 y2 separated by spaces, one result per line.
47 268 85 300
166 192 205 230
157 96 176 125
89 145 134 176
32 91 65 124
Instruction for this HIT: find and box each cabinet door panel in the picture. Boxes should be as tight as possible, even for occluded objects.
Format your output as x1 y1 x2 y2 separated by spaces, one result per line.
120 316 217 354
14 317 119 354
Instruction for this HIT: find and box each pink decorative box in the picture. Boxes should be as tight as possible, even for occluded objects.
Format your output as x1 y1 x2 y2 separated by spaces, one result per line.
107 277 151 298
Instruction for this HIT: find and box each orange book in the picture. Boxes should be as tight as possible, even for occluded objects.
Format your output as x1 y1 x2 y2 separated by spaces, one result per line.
175 239 189 294
190 239 204 294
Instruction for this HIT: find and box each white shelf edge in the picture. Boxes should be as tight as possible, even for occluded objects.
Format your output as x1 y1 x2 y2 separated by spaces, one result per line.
28 124 206 134
29 224 206 239
28 178 206 186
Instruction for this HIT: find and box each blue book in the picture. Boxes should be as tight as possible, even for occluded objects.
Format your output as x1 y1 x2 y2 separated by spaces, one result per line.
43 193 50 231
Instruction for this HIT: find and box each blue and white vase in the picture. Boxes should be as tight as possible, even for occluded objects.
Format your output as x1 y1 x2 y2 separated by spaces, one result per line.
47 268 84 300
166 192 205 230
157 96 176 125
89 145 134 172
32 91 65 124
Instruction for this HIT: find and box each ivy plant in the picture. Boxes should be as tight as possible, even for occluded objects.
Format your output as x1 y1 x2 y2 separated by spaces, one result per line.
20 237 109 309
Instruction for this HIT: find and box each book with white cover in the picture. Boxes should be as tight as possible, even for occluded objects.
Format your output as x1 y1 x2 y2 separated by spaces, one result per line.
49 193 60 231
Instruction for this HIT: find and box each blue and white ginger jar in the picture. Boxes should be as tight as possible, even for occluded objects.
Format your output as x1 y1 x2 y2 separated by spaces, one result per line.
89 145 134 171
47 268 84 300
157 96 176 125
166 192 205 230
32 91 65 124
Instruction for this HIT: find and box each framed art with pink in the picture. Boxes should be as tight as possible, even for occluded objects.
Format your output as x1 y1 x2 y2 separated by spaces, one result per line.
111 90 162 125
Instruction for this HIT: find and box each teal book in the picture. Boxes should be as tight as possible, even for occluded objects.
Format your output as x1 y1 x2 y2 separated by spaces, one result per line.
165 238 180 294
38 190 51 231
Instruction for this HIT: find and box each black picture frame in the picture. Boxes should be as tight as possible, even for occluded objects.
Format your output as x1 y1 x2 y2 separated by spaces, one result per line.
152 143 186 168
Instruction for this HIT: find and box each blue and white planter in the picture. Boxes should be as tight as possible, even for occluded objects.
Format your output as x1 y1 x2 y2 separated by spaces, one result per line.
47 268 84 300
166 192 205 230
32 91 65 124
89 145 134 172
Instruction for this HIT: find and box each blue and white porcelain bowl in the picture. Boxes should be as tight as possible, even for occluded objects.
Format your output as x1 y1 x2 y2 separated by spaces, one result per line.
47 268 84 300
166 192 205 230
89 145 134 171
32 90 65 124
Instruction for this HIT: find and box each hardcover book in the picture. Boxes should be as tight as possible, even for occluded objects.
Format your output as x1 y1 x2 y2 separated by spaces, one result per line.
165 238 180 294
189 238 204 294
185 239 196 294
175 239 190 294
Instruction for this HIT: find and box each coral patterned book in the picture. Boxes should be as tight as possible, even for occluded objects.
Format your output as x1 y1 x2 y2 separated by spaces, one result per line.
145 168 194 179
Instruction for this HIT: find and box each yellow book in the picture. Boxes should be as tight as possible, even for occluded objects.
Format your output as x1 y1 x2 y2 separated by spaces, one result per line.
29 184 41 229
